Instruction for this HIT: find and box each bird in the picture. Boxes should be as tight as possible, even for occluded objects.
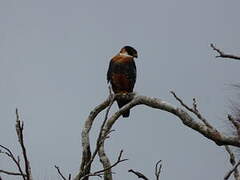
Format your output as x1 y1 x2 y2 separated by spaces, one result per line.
107 46 138 117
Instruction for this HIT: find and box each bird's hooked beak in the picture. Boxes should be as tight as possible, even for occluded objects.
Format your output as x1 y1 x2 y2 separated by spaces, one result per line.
133 53 138 58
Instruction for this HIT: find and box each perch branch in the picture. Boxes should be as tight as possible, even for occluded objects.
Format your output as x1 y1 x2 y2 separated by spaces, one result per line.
101 93 240 147
97 93 135 180
96 94 117 180
75 92 240 179
75 96 112 180
210 44 240 60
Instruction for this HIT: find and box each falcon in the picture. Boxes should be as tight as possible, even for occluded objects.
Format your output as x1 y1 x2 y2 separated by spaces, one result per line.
107 46 138 117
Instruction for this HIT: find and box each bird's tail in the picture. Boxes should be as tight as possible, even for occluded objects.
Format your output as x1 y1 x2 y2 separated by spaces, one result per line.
117 99 130 118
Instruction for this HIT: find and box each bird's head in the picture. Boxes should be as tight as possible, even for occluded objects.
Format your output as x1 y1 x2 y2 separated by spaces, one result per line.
120 46 138 58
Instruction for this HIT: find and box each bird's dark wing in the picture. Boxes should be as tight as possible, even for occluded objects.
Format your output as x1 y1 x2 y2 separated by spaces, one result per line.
127 60 136 92
107 60 113 83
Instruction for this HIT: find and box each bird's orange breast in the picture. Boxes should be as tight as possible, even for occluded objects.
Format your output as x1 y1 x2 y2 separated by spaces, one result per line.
111 73 131 93
111 55 133 63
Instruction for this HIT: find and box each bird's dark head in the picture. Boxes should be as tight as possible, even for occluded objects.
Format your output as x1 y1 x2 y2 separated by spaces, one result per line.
120 46 138 58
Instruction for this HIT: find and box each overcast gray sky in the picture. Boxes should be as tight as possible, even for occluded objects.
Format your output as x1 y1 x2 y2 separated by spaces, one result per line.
0 0 240 180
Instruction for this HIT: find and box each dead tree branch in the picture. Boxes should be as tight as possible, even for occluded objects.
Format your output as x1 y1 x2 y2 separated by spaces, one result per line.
224 160 240 180
170 91 213 128
128 169 149 180
0 170 26 177
0 145 26 179
0 109 32 180
80 150 127 180
75 92 240 179
74 96 112 180
155 160 162 180
224 146 240 180
96 93 116 180
54 165 71 180
97 93 135 180
210 44 240 60
228 115 240 137
128 160 162 180
15 109 32 180
100 93 240 147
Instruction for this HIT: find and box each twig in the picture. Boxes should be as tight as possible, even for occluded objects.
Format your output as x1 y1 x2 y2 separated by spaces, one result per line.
155 160 162 180
0 145 26 179
224 160 240 180
225 146 236 165
210 43 240 60
128 169 149 180
170 91 213 129
224 146 240 180
228 115 240 137
55 165 71 180
96 150 127 175
81 150 128 180
0 170 26 177
15 109 32 180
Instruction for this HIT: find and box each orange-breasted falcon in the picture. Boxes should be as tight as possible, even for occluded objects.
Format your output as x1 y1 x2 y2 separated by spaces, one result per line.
107 46 138 118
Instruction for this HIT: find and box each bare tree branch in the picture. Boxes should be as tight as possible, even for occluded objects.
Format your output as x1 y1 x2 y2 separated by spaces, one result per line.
128 160 162 180
0 109 32 180
99 93 240 147
155 160 162 180
128 169 149 180
228 115 240 137
95 93 116 180
75 90 116 180
224 146 240 180
224 160 240 180
95 150 127 176
97 93 135 180
0 145 26 179
54 165 71 180
170 91 213 128
74 97 112 180
75 92 240 180
80 150 127 180
0 170 27 177
210 43 240 60
15 109 32 180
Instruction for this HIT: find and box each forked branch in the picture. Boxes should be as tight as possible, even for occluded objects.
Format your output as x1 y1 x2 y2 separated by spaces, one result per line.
75 92 240 180
0 109 32 180
128 160 163 180
224 146 240 180
210 44 240 60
